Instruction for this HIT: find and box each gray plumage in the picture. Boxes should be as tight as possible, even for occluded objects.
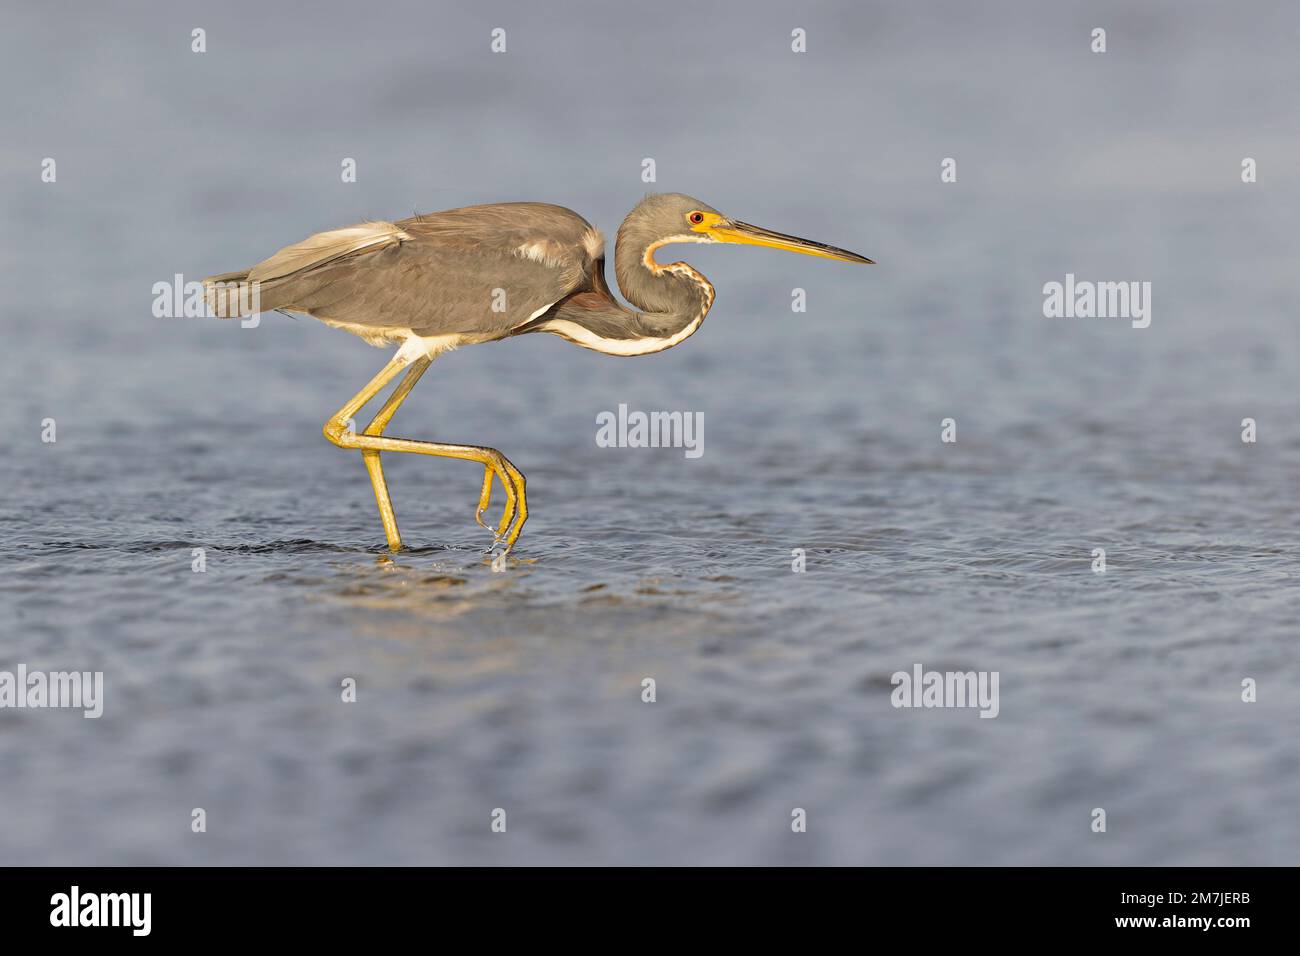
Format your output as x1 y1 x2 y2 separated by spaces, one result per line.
203 192 870 355
208 202 600 345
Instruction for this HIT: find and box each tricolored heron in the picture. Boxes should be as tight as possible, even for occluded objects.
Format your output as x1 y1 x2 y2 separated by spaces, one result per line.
204 192 872 554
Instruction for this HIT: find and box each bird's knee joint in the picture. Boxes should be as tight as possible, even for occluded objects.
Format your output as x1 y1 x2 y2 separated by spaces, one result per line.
323 419 355 447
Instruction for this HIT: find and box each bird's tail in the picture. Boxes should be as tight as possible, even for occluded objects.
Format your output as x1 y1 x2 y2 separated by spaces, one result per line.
202 269 258 318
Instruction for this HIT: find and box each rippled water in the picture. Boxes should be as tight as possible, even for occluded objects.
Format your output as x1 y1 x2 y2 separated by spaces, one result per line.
3 1 1299 864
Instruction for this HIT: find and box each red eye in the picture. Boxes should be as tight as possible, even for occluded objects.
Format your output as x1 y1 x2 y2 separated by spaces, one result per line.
689 212 704 224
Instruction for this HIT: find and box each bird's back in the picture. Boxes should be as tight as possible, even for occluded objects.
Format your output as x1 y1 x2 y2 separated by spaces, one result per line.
206 203 606 347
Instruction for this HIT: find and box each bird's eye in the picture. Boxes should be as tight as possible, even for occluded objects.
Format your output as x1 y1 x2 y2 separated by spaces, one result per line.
688 212 705 225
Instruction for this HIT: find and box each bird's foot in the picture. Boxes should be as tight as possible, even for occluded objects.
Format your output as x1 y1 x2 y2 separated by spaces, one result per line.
473 457 527 550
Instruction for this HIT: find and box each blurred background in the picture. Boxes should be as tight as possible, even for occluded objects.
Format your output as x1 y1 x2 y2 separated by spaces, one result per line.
1 0 1298 864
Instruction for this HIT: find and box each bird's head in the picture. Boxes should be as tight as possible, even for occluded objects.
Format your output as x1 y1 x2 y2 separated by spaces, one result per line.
622 192 874 265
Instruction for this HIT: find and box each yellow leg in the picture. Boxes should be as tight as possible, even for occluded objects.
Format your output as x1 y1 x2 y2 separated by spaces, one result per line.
359 357 526 548
322 350 530 552
359 357 430 550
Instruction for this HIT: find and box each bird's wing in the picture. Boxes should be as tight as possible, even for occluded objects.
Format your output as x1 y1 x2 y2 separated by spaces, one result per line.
246 204 604 342
248 222 410 284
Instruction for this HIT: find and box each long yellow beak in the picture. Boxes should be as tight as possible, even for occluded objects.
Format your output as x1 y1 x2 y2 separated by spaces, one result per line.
708 219 874 264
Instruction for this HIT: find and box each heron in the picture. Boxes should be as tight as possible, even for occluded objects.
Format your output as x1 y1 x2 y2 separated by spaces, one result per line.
203 192 872 554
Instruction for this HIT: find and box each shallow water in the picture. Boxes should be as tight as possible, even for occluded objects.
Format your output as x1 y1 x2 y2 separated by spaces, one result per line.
2 1 1299 864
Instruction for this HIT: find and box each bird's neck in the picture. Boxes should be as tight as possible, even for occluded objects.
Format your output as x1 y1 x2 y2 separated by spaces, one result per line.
523 223 716 357
614 231 715 339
